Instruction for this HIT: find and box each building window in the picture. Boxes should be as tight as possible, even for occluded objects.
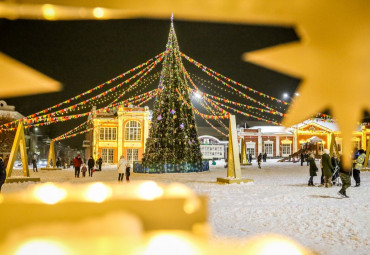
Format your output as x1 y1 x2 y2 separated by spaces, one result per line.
246 142 255 158
282 144 291 156
125 121 142 141
127 149 139 162
264 142 273 156
102 148 114 163
200 145 224 159
99 127 117 141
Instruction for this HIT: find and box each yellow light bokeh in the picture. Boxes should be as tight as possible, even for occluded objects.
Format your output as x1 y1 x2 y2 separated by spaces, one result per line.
84 182 112 203
144 233 199 255
93 7 104 19
33 183 66 204
137 181 164 200
15 240 67 255
42 4 56 20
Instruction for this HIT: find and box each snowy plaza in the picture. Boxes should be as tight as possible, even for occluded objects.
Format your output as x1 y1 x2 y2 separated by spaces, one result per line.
2 160 370 255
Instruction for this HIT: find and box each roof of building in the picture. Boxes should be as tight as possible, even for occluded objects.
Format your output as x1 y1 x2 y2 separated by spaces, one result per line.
0 100 24 119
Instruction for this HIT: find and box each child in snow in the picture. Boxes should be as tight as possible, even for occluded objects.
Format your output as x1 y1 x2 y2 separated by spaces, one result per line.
125 163 131 183
81 163 87 177
307 153 318 186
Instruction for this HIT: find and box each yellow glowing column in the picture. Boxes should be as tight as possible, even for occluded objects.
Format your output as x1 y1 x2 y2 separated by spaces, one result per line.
118 108 124 159
217 115 253 184
361 126 366 150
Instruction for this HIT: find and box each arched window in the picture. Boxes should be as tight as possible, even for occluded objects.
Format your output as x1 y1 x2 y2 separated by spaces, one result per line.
125 121 142 141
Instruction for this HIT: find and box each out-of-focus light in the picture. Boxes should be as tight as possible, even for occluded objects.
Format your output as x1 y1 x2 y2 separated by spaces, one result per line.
295 92 300 96
33 184 66 204
166 183 193 197
194 92 202 99
93 7 104 19
42 5 56 20
34 127 38 131
137 181 163 200
144 233 199 255
248 235 304 255
183 197 200 214
283 93 289 99
85 183 112 203
15 240 67 255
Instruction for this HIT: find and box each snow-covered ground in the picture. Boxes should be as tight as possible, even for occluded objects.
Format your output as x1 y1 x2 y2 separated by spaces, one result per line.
2 160 370 255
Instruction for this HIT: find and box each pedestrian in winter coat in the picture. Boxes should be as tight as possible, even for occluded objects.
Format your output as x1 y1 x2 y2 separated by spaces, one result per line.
249 153 252 164
87 156 95 177
117 155 127 182
263 152 267 162
97 156 103 171
300 152 305 166
331 154 339 185
338 156 351 198
32 158 38 172
257 153 262 169
322 149 334 187
126 163 131 183
353 149 365 187
73 154 83 178
307 153 318 186
0 157 6 193
81 163 87 177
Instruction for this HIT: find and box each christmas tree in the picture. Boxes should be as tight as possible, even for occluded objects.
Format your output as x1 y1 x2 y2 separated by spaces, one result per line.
142 18 203 173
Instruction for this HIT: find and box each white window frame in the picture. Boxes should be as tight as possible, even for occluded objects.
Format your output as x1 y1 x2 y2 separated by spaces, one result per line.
127 148 139 163
102 148 114 164
264 142 274 157
99 127 117 141
282 144 291 157
246 142 255 158
125 121 142 141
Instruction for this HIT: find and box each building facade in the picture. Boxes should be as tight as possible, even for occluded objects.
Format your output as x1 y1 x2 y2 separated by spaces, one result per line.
88 105 151 164
238 119 370 158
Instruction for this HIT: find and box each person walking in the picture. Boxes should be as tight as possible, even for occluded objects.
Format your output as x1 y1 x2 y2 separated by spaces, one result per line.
331 153 340 185
263 152 267 162
73 154 82 178
32 157 38 172
97 156 103 171
300 151 305 166
353 149 365 187
338 156 351 198
248 153 252 164
0 157 6 193
307 153 318 186
125 162 131 183
81 163 87 177
87 156 95 177
322 149 334 187
257 153 262 169
117 155 126 182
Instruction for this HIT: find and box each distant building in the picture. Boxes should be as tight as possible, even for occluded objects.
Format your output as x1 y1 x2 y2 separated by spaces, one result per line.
87 105 151 164
198 135 227 160
238 118 370 158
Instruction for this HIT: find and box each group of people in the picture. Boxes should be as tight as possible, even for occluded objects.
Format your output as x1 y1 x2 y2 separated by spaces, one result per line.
306 149 365 198
73 155 103 178
256 152 267 169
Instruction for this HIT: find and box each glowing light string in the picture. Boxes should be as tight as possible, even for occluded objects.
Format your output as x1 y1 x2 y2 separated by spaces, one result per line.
181 52 289 105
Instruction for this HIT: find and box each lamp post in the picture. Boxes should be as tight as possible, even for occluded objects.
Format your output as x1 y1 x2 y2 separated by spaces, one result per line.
283 92 300 155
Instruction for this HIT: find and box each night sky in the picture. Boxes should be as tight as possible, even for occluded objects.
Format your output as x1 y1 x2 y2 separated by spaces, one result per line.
0 18 299 147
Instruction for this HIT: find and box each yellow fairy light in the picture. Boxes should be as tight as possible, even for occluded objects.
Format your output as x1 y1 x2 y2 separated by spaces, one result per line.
15 240 67 255
84 182 112 203
93 7 105 19
137 181 164 200
42 5 56 20
144 233 200 255
33 183 66 204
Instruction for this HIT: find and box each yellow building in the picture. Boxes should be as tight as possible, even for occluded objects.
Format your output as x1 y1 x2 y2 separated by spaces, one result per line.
87 105 151 164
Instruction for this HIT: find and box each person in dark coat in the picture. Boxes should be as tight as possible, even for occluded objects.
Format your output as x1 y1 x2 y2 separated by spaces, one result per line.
331 154 339 185
338 156 351 198
322 149 334 187
257 153 262 169
87 156 95 177
32 157 38 172
300 151 305 166
263 152 267 162
0 157 6 193
125 163 131 183
97 156 103 171
73 154 82 178
307 153 318 186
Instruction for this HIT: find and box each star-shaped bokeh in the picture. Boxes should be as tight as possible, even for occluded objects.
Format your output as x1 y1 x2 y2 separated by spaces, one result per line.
240 0 370 168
